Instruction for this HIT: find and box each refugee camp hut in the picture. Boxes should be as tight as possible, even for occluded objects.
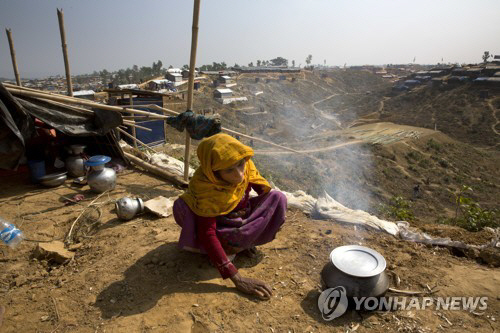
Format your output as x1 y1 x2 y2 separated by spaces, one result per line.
428 70 444 77
484 77 500 86
431 77 444 87
0 83 126 177
447 76 469 86
219 75 232 84
494 71 500 77
73 90 95 100
414 75 431 82
472 77 489 86
465 68 483 78
483 65 500 76
430 66 454 75
451 68 467 76
182 69 198 79
165 72 183 83
404 79 421 87
148 79 173 91
213 88 233 99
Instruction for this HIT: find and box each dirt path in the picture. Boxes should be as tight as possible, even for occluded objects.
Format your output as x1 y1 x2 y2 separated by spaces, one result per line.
487 98 500 137
311 93 342 126
254 140 363 155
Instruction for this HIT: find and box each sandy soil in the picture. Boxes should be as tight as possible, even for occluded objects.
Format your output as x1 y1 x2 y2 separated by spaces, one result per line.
1 170 499 333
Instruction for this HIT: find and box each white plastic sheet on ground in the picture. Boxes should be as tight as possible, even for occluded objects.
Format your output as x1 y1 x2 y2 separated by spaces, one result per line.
281 190 499 252
149 153 195 178
119 140 195 178
312 192 400 236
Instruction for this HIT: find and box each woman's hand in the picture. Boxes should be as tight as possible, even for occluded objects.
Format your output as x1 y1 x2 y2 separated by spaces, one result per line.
230 273 272 300
227 208 247 219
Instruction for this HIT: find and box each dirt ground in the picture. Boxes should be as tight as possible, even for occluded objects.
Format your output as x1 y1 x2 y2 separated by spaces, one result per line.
1 169 499 333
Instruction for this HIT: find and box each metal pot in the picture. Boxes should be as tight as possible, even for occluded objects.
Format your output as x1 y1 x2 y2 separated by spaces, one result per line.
84 155 116 193
66 144 87 177
320 245 390 298
39 172 67 187
115 197 144 220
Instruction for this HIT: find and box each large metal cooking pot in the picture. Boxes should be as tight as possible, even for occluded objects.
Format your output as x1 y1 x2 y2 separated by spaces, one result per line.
66 144 87 177
320 245 390 298
84 155 116 193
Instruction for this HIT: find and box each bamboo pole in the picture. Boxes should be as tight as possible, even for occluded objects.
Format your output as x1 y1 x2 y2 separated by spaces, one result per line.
183 0 201 181
5 29 21 86
122 116 151 119
128 94 137 148
117 128 156 153
57 9 73 96
123 121 152 132
4 84 172 118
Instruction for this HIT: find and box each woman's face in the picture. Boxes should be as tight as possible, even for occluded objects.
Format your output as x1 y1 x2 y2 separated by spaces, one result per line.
217 159 246 185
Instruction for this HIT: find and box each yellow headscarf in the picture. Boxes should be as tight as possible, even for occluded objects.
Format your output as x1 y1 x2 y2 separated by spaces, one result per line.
180 133 271 217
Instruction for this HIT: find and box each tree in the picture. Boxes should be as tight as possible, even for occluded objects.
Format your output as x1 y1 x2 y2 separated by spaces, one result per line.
234 63 241 68
182 64 189 70
482 51 491 63
270 57 288 66
248 62 254 67
257 60 261 67
292 60 295 67
306 54 312 65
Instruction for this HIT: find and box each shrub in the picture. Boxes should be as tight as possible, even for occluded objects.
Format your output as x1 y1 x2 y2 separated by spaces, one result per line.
438 159 449 168
439 185 499 231
379 196 415 221
426 138 442 151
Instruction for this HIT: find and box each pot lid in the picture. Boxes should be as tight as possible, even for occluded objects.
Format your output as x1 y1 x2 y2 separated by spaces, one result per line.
330 245 386 278
84 155 111 167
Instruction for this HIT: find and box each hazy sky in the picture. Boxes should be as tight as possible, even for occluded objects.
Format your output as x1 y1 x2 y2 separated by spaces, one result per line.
1 0 499 78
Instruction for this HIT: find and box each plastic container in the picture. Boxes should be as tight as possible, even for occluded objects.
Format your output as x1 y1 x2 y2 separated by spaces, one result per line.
0 219 23 248
27 159 46 183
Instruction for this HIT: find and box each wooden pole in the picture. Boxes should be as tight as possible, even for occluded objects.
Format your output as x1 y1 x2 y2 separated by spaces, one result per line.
118 128 156 153
183 0 201 181
5 29 21 86
57 9 73 96
128 94 137 148
5 84 172 118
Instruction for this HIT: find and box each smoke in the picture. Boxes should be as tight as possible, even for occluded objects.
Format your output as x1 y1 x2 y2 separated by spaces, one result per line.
243 73 375 212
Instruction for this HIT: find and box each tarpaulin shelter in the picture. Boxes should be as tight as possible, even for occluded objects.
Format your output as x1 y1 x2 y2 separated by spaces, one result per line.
0 83 124 171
